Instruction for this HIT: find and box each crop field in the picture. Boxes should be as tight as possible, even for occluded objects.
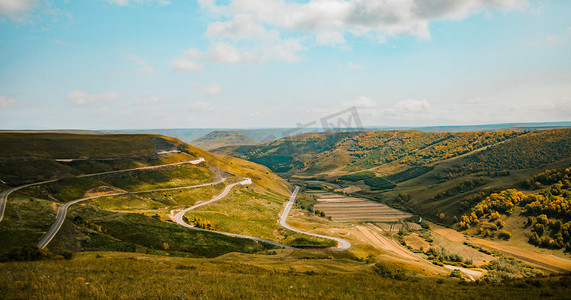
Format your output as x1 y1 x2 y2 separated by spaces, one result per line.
375 223 404 232
314 193 411 222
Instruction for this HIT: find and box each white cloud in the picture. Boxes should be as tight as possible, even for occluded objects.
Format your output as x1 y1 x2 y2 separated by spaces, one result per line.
394 99 430 112
315 31 346 46
187 0 526 67
136 96 164 105
67 90 120 106
526 33 567 47
340 62 365 70
0 0 40 21
545 34 566 46
124 54 155 75
342 96 376 108
180 38 305 65
172 58 204 72
0 95 16 108
201 0 525 42
105 0 171 6
190 101 215 112
203 83 222 96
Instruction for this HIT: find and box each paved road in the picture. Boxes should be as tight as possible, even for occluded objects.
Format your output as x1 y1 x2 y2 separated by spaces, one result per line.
0 158 205 223
37 192 124 248
173 178 290 249
280 186 351 251
0 179 58 222
36 162 219 249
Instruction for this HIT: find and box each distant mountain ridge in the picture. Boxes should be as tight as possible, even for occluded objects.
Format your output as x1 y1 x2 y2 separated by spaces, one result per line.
190 131 258 150
119 121 571 144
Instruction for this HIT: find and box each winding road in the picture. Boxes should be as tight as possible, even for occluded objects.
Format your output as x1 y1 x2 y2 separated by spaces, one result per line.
14 157 348 252
280 186 351 251
172 178 290 249
36 158 213 249
0 158 205 223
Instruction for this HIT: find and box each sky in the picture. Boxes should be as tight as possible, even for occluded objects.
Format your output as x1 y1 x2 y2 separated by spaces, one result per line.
0 0 570 130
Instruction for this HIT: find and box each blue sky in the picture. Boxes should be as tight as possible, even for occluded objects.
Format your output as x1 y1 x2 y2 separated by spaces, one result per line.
0 0 570 129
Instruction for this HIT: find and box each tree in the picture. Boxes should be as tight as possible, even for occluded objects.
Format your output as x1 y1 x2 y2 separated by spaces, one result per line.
533 223 545 236
162 242 169 250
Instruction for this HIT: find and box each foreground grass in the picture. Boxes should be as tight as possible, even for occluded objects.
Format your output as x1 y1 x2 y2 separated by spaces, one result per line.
1 252 569 299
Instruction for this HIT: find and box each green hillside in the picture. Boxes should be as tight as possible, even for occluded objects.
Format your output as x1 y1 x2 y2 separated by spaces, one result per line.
225 129 571 251
191 130 259 150
0 132 292 259
218 130 524 175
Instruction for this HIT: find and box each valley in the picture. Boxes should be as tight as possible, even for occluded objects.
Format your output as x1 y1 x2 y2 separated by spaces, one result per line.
0 129 570 299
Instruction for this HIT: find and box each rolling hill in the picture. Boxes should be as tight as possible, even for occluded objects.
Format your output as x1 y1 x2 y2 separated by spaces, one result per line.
214 130 529 175
218 129 571 245
190 130 259 150
0 132 292 259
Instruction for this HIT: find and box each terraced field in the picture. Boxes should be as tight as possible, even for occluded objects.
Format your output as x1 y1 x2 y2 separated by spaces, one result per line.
314 193 411 222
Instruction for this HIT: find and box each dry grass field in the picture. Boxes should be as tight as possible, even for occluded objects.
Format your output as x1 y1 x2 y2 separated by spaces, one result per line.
314 193 411 222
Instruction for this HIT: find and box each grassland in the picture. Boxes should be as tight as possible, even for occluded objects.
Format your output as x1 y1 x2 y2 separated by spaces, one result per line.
0 133 158 158
2 251 570 299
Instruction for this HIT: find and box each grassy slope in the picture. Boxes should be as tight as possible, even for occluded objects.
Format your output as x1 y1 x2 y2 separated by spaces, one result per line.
2 252 570 299
398 130 571 221
0 132 200 185
191 130 259 150
162 135 291 196
0 133 158 158
0 132 291 259
219 130 524 175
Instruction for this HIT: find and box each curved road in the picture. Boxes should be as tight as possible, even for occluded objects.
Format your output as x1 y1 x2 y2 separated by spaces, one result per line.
0 158 205 223
32 160 347 251
0 179 58 222
173 178 290 249
37 165 220 249
280 186 351 251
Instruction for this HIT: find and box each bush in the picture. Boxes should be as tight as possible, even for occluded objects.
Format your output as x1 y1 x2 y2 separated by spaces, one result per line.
339 171 375 182
364 177 397 191
61 251 74 260
372 262 413 281
0 245 53 262
498 230 512 240
449 269 463 279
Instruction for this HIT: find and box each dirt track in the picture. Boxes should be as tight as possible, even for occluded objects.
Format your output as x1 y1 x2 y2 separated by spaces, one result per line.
429 222 571 274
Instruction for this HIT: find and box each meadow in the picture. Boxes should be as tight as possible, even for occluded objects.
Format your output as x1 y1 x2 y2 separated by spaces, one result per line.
1 251 570 299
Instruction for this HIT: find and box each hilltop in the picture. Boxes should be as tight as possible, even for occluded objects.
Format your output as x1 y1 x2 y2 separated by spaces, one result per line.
191 130 259 150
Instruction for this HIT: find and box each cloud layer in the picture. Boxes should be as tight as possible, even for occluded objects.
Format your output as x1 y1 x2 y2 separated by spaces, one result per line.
0 0 40 20
0 95 16 108
67 90 120 106
105 0 171 6
184 0 527 66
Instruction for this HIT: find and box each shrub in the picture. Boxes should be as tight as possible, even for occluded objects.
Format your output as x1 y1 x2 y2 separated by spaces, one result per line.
364 177 397 190
339 171 375 182
498 230 512 240
61 251 74 260
372 262 413 281
449 269 463 279
0 245 53 262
